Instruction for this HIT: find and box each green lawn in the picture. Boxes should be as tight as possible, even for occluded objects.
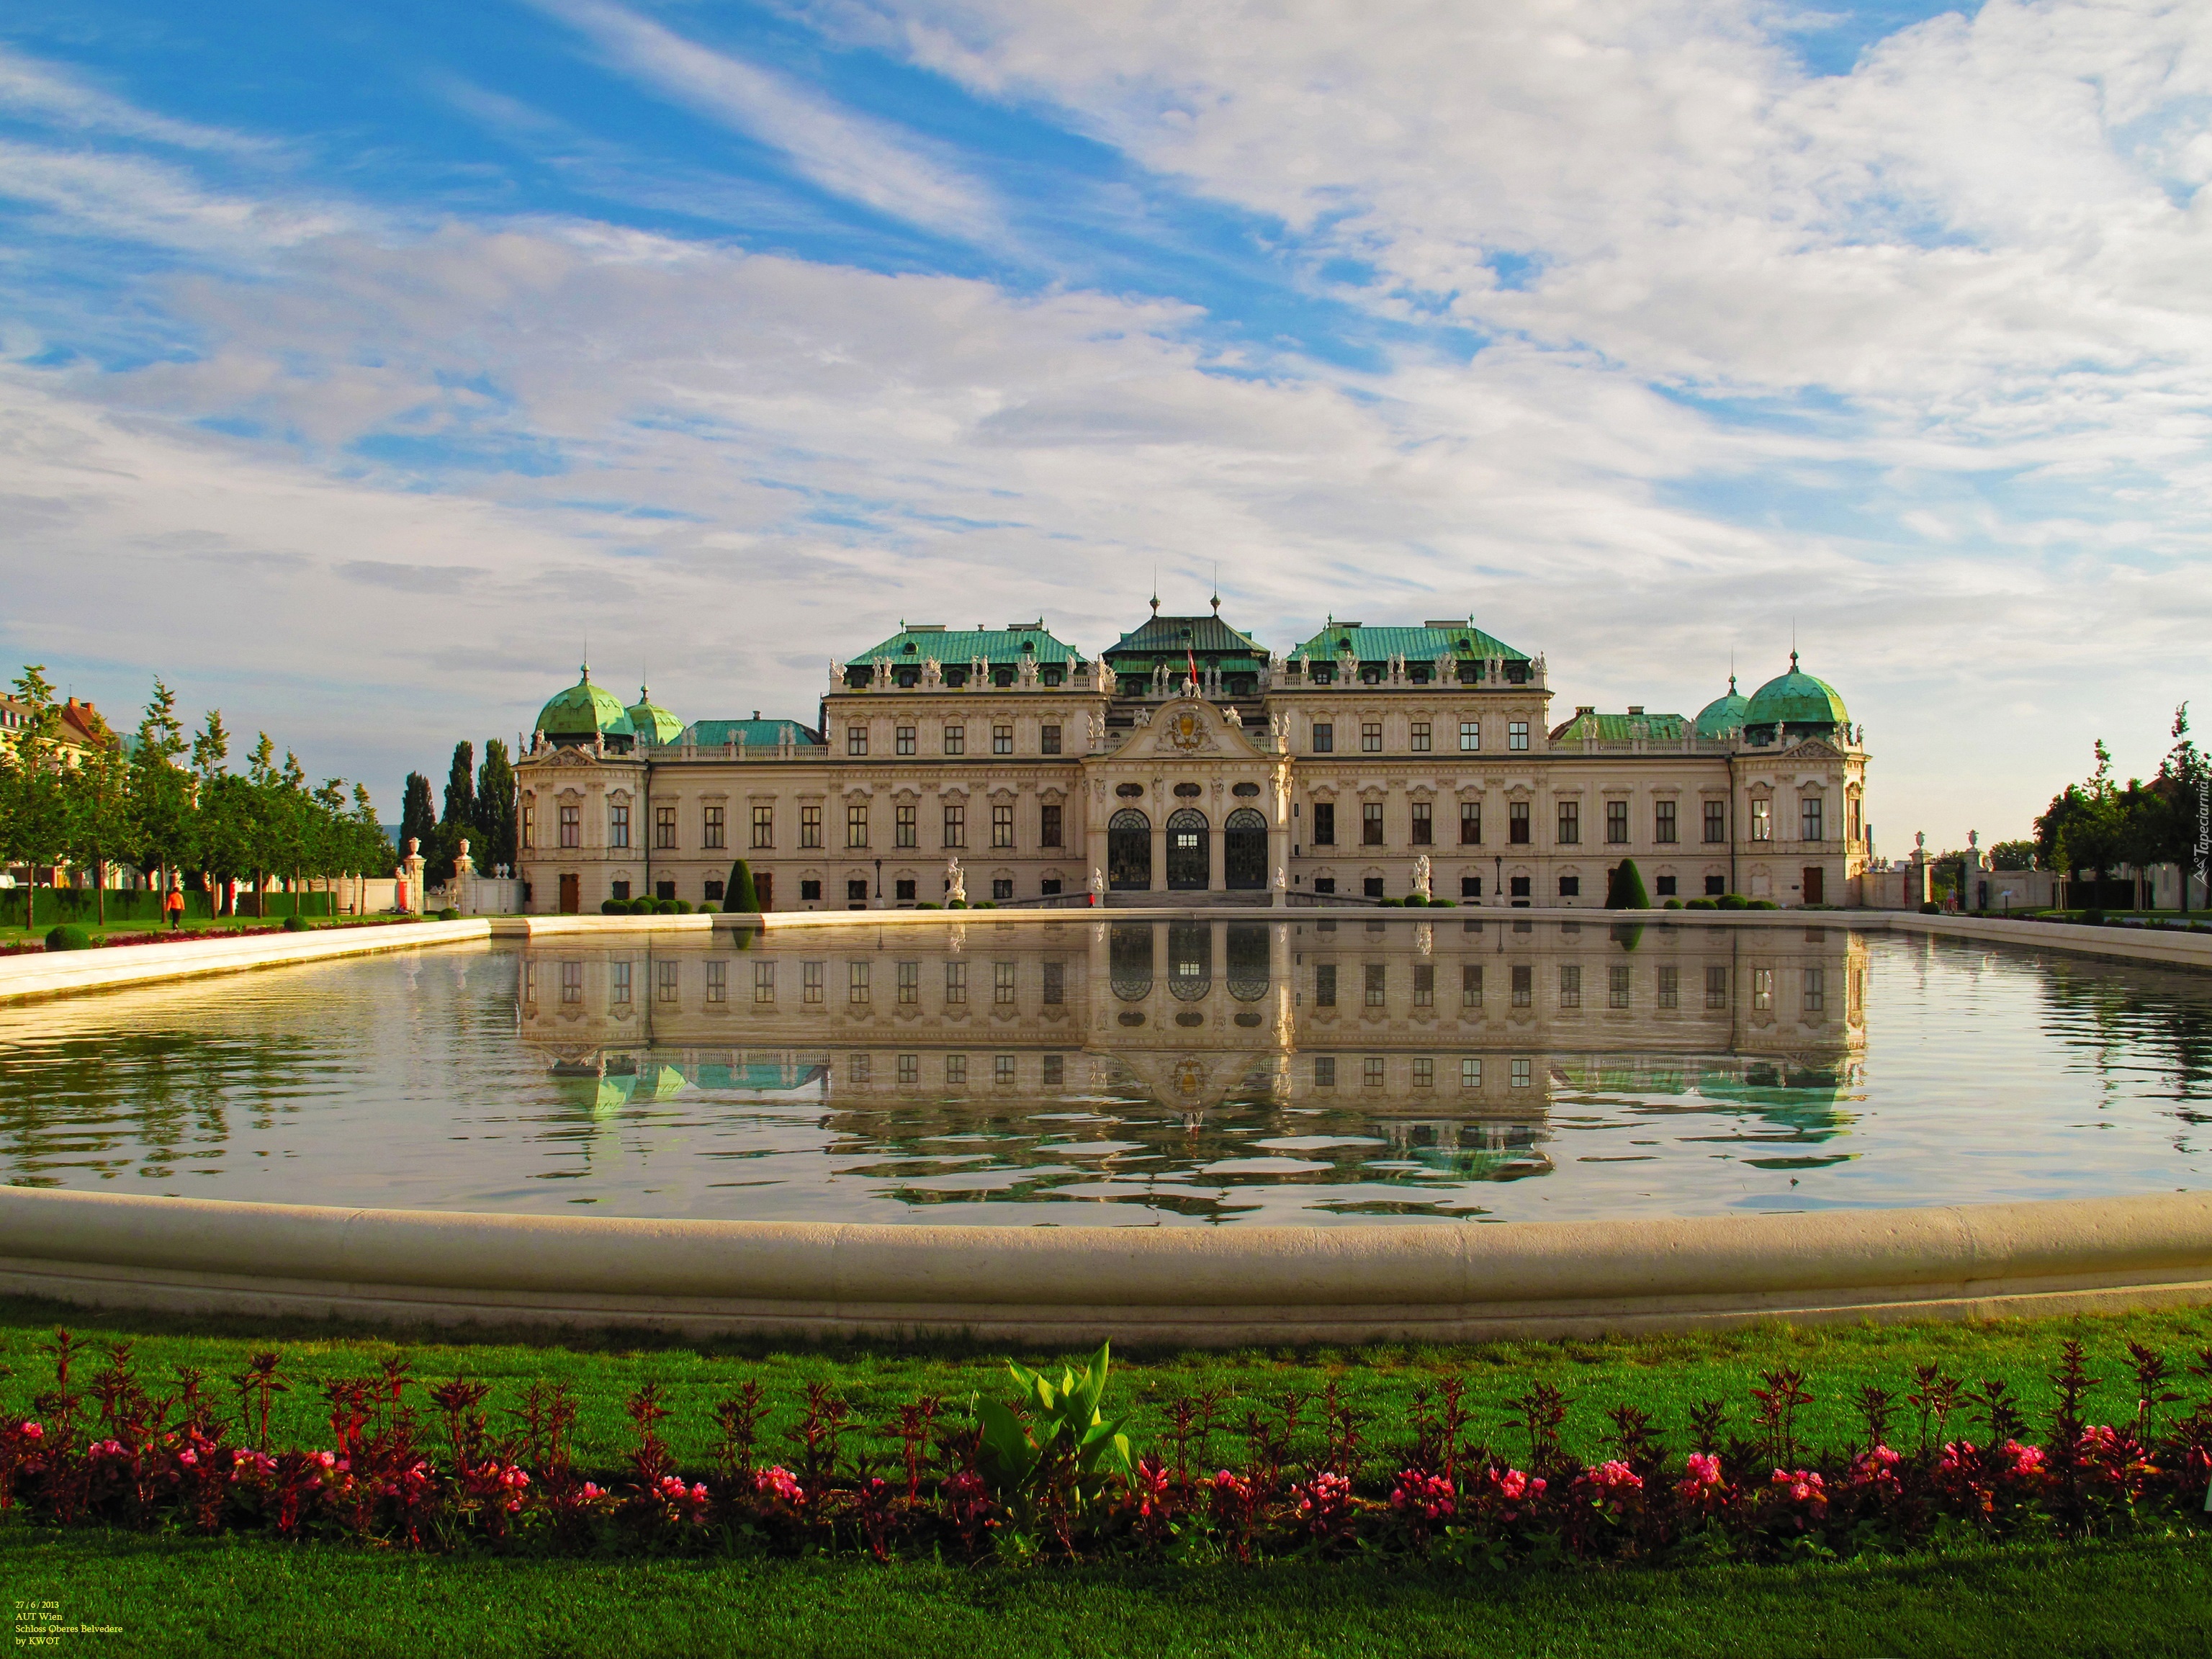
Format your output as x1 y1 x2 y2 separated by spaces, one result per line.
0 913 418 946
6 1296 2212 1656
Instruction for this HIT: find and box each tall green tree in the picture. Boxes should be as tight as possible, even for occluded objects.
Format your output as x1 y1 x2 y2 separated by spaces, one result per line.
444 741 475 832
63 737 133 925
190 709 247 916
400 771 436 857
475 739 516 870
0 665 68 931
2151 703 2206 915
130 678 194 907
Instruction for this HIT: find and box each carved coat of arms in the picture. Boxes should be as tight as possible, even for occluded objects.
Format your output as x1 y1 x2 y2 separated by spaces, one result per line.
1166 709 1208 752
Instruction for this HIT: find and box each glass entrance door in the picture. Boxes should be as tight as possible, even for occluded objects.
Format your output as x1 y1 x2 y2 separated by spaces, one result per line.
1166 809 1209 890
1108 809 1152 890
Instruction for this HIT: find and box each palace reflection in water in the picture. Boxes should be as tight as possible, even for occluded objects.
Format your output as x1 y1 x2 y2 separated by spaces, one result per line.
516 919 1866 1220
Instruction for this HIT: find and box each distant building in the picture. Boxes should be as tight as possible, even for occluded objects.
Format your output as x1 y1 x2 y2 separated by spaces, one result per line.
514 602 1871 912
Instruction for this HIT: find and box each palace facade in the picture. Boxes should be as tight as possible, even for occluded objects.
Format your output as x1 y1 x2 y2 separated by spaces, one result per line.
513 603 1872 912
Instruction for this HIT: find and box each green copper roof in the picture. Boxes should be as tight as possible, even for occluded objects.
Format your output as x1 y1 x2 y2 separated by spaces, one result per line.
1743 655 1848 729
624 685 685 747
1549 709 1689 743
1287 619 1528 662
849 623 1084 666
683 718 825 749
1694 677 1750 738
1104 612 1267 663
536 665 633 739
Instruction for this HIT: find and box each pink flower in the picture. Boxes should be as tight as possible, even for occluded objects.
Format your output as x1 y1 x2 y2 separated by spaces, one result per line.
315 1450 338 1470
177 1448 198 1467
17 1423 40 1441
1591 1460 1643 1491
1771 1468 1827 1507
1683 1452 1722 1488
1496 1467 1539 1501
2003 1440 2046 1479
580 1482 605 1501
1389 1468 1455 1521
755 1465 804 1505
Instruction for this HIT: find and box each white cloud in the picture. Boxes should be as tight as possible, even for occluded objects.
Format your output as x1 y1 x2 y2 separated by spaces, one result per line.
0 43 268 153
527 0 997 238
0 141 351 258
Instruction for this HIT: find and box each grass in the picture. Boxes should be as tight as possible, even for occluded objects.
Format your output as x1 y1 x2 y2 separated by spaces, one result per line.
6 1296 2210 1655
0 913 421 947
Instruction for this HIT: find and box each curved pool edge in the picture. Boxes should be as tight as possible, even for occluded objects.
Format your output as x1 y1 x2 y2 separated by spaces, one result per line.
4 1187 2207 1346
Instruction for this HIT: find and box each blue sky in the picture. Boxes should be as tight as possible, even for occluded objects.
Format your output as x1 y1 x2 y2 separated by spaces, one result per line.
3 0 2208 845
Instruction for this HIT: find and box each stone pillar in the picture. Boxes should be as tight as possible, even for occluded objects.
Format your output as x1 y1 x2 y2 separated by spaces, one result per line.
1150 822 1167 894
1208 815 1226 893
453 837 475 915
397 837 426 914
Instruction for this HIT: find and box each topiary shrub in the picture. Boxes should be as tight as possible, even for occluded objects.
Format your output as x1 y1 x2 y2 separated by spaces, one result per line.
438 907 461 921
975 900 997 909
283 914 310 932
1429 898 1457 908
697 903 717 914
1663 898 1683 909
1684 897 1717 910
1604 859 1650 910
42 925 94 951
673 899 693 914
1717 893 1749 911
1377 896 1402 907
1920 901 1942 915
1403 893 1428 907
1748 899 1779 910
601 899 625 915
914 902 940 909
947 899 968 909
657 898 680 915
725 859 761 913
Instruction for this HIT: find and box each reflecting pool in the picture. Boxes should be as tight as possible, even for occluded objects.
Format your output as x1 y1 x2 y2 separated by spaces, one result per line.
4 920 2208 1226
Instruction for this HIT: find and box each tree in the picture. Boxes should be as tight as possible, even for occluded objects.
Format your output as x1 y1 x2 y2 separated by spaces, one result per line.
1604 858 1649 909
1987 839 2037 871
475 739 516 871
2149 703 2206 916
0 666 68 932
63 737 132 925
130 679 194 909
2036 740 2123 895
400 771 436 855
727 858 761 913
189 711 248 917
444 741 475 833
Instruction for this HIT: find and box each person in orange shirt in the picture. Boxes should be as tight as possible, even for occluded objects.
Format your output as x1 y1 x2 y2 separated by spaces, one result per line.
164 884 185 931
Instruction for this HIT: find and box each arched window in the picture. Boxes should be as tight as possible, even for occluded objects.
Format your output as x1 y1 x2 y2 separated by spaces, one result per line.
1224 807 1267 891
1110 922 1154 1001
1166 808 1208 891
1108 808 1151 891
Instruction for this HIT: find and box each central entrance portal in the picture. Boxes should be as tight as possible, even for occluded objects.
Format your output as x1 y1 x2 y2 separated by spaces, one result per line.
1166 809 1209 890
1223 808 1267 889
1108 809 1151 890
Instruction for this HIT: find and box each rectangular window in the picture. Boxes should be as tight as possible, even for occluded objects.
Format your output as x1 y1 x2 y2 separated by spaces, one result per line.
1313 721 1334 754
943 804 965 848
1606 801 1628 845
1658 965 1678 1008
1511 963 1532 1007
994 961 1017 1005
896 961 918 1004
847 725 868 757
845 804 869 848
1364 963 1386 1007
1411 721 1431 752
1040 804 1062 848
1313 1055 1336 1088
750 805 773 849
1362 802 1385 846
1312 803 1336 845
992 874 1012 903
1655 875 1676 896
1509 801 1531 844
703 806 726 850
1411 801 1432 845
803 962 824 1004
943 724 965 756
1413 964 1434 1007
559 804 581 848
1803 967 1826 1012
896 804 917 848
992 805 1014 849
1753 968 1773 1011
1557 801 1580 844
1751 799 1772 841
1802 796 1824 842
1042 1055 1064 1087
1511 876 1531 898
1509 721 1529 751
850 1054 870 1086
1460 802 1481 845
1609 963 1630 1008
895 725 916 756
945 961 967 1004
848 961 870 1005
1043 961 1064 1004
1558 875 1580 898
1560 965 1581 1008
945 1054 967 1086
610 961 631 1005
1315 963 1338 1007
655 806 677 850
994 1054 1016 1086
1412 1056 1434 1089
1363 1056 1386 1087
992 724 1012 756
1705 964 1727 1008
897 1053 918 1086
1041 724 1061 755
800 805 822 848
1704 801 1726 844
1460 721 1480 752
1360 720 1382 753
705 961 727 1004
848 881 868 909
1462 876 1482 898
562 961 585 1004
1462 964 1483 1007
521 809 534 853
753 961 775 1002
800 879 822 901
1461 1056 1483 1089
1655 801 1677 845
657 960 679 1004
1511 1058 1532 1088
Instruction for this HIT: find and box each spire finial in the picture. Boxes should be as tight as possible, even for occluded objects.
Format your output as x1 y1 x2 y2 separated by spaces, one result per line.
1790 649 1799 671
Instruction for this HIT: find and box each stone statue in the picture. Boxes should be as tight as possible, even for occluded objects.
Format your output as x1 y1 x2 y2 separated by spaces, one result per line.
945 857 966 904
1091 866 1105 894
1411 853 1432 902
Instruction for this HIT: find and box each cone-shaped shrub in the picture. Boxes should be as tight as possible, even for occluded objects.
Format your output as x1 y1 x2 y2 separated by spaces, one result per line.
726 859 761 914
1606 859 1650 909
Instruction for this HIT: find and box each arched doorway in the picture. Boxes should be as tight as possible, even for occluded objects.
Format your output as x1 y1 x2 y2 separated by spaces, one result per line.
1224 807 1267 890
1166 809 1209 890
1167 922 1210 1000
1226 924 1269 999
1108 809 1151 890
1110 923 1154 999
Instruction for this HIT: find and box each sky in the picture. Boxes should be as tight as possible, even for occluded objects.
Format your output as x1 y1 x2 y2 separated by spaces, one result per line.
2 0 2208 846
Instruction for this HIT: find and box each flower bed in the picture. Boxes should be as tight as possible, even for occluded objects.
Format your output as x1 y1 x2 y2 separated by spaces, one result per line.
0 915 434 956
4 1330 2208 1566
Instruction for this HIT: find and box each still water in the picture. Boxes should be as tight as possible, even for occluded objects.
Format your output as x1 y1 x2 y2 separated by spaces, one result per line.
4 920 2208 1226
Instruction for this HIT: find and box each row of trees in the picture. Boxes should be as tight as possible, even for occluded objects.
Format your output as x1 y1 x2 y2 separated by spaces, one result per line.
397 739 518 889
0 667 395 929
2031 706 2208 912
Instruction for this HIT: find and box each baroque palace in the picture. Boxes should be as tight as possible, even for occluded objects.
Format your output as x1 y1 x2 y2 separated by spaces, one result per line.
513 602 1871 913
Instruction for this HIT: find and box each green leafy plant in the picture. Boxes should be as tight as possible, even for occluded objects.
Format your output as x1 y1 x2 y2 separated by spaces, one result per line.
42 924 94 951
974 1341 1132 1539
437 907 461 921
724 859 761 914
283 914 310 932
1605 858 1650 909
